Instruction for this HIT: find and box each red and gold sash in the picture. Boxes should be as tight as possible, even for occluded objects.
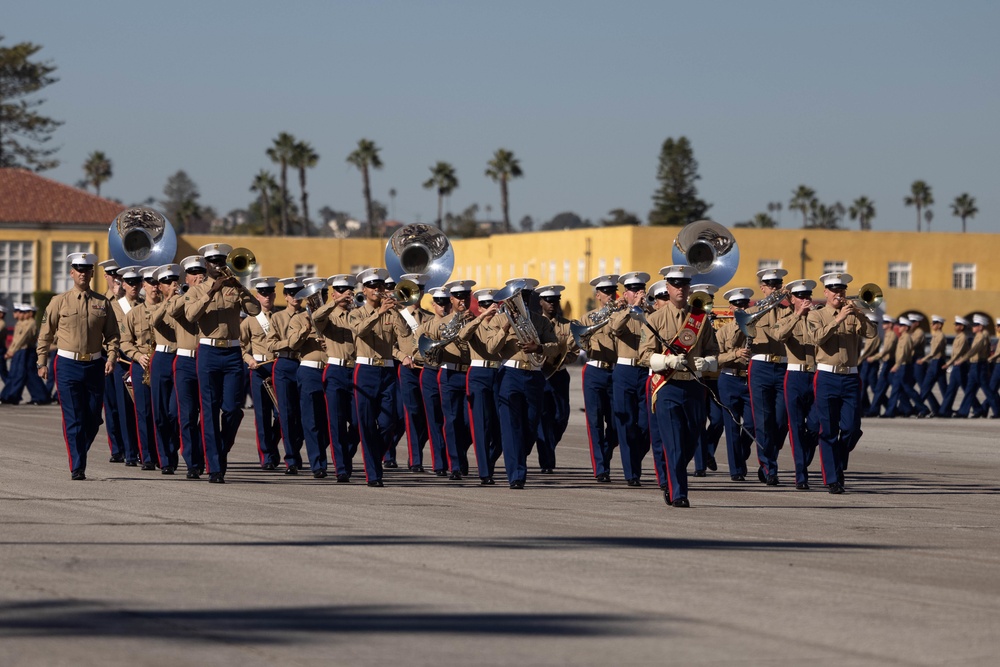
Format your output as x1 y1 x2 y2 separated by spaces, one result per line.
650 310 707 412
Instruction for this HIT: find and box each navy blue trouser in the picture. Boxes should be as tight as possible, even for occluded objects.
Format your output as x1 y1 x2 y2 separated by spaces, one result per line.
24 349 50 402
534 368 570 470
646 375 667 488
693 377 723 472
173 354 204 472
467 366 501 479
439 368 471 474
886 364 927 417
0 345 6 384
497 366 544 485
918 359 942 414
102 368 125 458
990 363 1000 396
53 356 105 472
859 360 878 413
784 370 819 485
384 378 406 465
748 360 788 478
249 364 280 467
273 358 303 468
582 364 615 478
397 365 426 468
196 345 245 475
938 364 970 416
815 371 861 487
867 361 893 416
958 362 998 417
324 363 358 478
718 372 754 477
0 348 25 402
114 360 139 463
130 361 157 466
354 363 397 483
420 367 449 472
612 363 650 481
151 352 180 469
298 365 329 473
654 379 705 503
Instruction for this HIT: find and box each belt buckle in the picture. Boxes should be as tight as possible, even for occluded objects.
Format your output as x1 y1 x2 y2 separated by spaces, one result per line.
372 357 385 367
770 355 781 363
213 339 227 348
79 352 92 362
837 364 849 374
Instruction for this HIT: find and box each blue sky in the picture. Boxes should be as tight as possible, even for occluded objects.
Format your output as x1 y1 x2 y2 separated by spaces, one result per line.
7 0 999 232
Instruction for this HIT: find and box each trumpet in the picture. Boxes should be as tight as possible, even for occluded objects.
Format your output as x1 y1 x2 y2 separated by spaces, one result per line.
217 247 259 305
849 283 883 311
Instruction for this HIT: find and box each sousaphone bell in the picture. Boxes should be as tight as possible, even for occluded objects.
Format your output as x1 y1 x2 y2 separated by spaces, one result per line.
108 206 177 267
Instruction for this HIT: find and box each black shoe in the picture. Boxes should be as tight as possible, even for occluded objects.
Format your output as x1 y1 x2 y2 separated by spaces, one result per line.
285 465 298 475
460 466 469 476
186 468 200 479
141 461 156 471
596 472 611 483
796 482 810 490
828 482 845 494
384 460 398 469
757 466 766 483
509 480 525 489
208 473 225 484
663 491 672 506
766 475 779 486
626 478 641 487
449 471 462 480
435 470 448 477
109 455 124 463
336 474 351 483
706 456 718 471
71 469 86 481
539 468 554 474
480 477 495 485
313 470 327 479
694 469 707 478
262 462 276 470
410 465 425 473
367 480 384 487
672 497 690 508
731 474 746 482
125 460 138 467
161 466 175 475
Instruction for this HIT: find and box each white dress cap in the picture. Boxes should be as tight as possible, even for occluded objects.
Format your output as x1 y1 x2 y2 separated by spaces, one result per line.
535 284 565 298
882 314 895 324
473 289 495 302
820 272 854 288
896 317 910 326
972 314 990 327
444 279 476 294
252 276 279 290
907 313 925 322
67 252 98 267
302 277 327 287
506 277 539 290
589 274 620 289
198 243 233 258
118 266 142 280
400 273 429 286
278 277 304 292
659 265 698 280
786 279 817 294
690 283 718 296
429 287 449 299
955 315 970 326
97 259 119 273
180 255 207 272
756 268 789 282
931 314 945 324
356 267 390 286
648 280 668 298
619 271 651 288
723 287 754 303
140 266 159 281
154 264 182 282
326 274 356 289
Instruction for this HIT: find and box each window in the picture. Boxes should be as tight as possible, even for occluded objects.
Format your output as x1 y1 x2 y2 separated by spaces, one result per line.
294 264 316 278
823 261 847 274
549 261 556 283
349 264 369 278
887 262 911 289
496 264 503 283
758 259 782 271
52 242 92 293
953 263 976 290
613 257 622 274
598 258 606 275
577 258 585 282
0 241 35 310
563 259 570 282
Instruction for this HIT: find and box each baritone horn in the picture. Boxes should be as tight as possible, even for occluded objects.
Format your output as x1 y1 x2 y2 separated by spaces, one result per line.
391 279 422 308
849 283 883 311
225 247 256 276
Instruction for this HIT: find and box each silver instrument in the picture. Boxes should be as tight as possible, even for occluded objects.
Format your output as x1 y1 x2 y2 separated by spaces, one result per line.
296 282 327 342
109 206 177 268
569 298 627 348
671 219 740 289
492 279 545 366
417 311 470 364
734 288 790 338
385 224 454 290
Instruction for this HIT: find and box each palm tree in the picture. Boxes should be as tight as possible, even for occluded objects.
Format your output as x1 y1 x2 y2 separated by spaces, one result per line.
951 193 978 233
810 202 842 230
289 140 319 236
924 208 934 232
904 180 933 232
422 161 459 228
347 139 383 238
848 196 876 231
266 132 297 236
485 149 523 234
250 170 278 235
82 151 112 196
788 185 817 228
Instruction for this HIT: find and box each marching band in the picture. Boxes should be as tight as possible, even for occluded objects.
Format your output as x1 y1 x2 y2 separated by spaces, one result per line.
5 212 997 506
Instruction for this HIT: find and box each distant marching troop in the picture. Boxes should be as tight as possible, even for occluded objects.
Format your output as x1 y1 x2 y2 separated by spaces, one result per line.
4 212 998 507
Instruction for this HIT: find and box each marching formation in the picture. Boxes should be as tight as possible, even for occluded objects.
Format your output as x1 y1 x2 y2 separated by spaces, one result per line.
10 213 996 508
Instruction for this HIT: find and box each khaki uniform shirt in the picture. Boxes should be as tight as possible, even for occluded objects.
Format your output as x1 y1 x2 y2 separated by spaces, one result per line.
165 294 199 351
877 329 898 363
349 302 412 363
240 309 274 364
581 307 617 365
458 313 503 363
430 311 474 366
266 306 303 356
111 295 140 360
394 306 429 359
37 287 119 364
147 300 178 348
183 275 260 340
909 327 926 357
312 302 356 362
859 333 882 363
893 330 914 366
716 320 749 370
120 302 157 360
948 331 969 366
608 308 643 360
956 330 989 364
8 320 33 355
637 301 720 368
286 311 327 363
746 302 794 358
484 311 559 365
806 305 877 368
774 310 816 368
543 314 580 373
920 330 945 362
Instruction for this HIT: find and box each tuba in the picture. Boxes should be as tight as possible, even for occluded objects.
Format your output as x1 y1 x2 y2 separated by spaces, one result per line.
385 224 454 290
109 207 177 268
672 220 740 289
492 279 546 366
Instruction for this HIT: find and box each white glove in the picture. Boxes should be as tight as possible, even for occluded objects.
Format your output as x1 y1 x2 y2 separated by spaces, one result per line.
693 356 718 373
650 353 687 372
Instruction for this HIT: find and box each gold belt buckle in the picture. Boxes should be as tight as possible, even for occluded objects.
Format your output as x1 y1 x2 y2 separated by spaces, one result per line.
371 357 385 367
78 352 93 361
837 364 850 374
488 361 499 369
771 355 783 363
213 339 228 348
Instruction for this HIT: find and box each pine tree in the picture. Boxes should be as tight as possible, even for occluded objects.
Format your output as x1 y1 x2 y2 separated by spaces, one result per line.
648 137 711 226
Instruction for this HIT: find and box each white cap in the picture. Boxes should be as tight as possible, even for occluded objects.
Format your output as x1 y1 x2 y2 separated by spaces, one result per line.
972 314 990 327
444 279 476 294
506 277 539 290
907 313 925 322
690 283 718 296
357 267 390 286
756 268 789 282
589 274 619 289
327 274 356 289
0 304 6 314
98 259 119 274
198 243 232 259
154 264 181 282
180 255 207 272
882 314 895 324
660 265 698 280
474 289 495 303
400 273 429 286
252 276 279 290
786 279 817 294
278 277 304 293
724 287 754 303
429 287 449 299
897 317 910 327
67 252 98 267
536 284 565 298
931 314 945 324
995 317 1000 327
820 272 853 288
620 271 651 288
118 265 142 280
648 280 668 299
140 266 159 281
955 315 970 326
302 277 327 287
25 304 37 312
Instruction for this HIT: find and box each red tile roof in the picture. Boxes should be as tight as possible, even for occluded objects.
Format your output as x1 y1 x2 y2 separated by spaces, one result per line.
0 168 125 225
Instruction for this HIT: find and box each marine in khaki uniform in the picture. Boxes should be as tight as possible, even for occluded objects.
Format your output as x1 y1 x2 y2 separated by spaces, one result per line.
167 256 208 477
110 266 144 464
120 267 162 470
418 289 451 476
579 274 621 483
858 314 883 414
535 284 579 474
866 315 898 417
938 316 972 417
391 273 431 473
268 276 306 472
716 288 755 481
460 289 504 484
916 315 947 415
239 276 281 470
955 314 998 418
884 317 930 418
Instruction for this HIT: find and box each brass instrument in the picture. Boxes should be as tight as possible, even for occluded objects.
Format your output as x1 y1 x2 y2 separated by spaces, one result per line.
108 206 177 268
256 360 279 413
417 311 470 364
296 282 327 342
734 288 790 338
391 279 422 308
218 247 260 306
493 280 546 366
384 224 454 290
569 298 628 348
849 283 883 311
